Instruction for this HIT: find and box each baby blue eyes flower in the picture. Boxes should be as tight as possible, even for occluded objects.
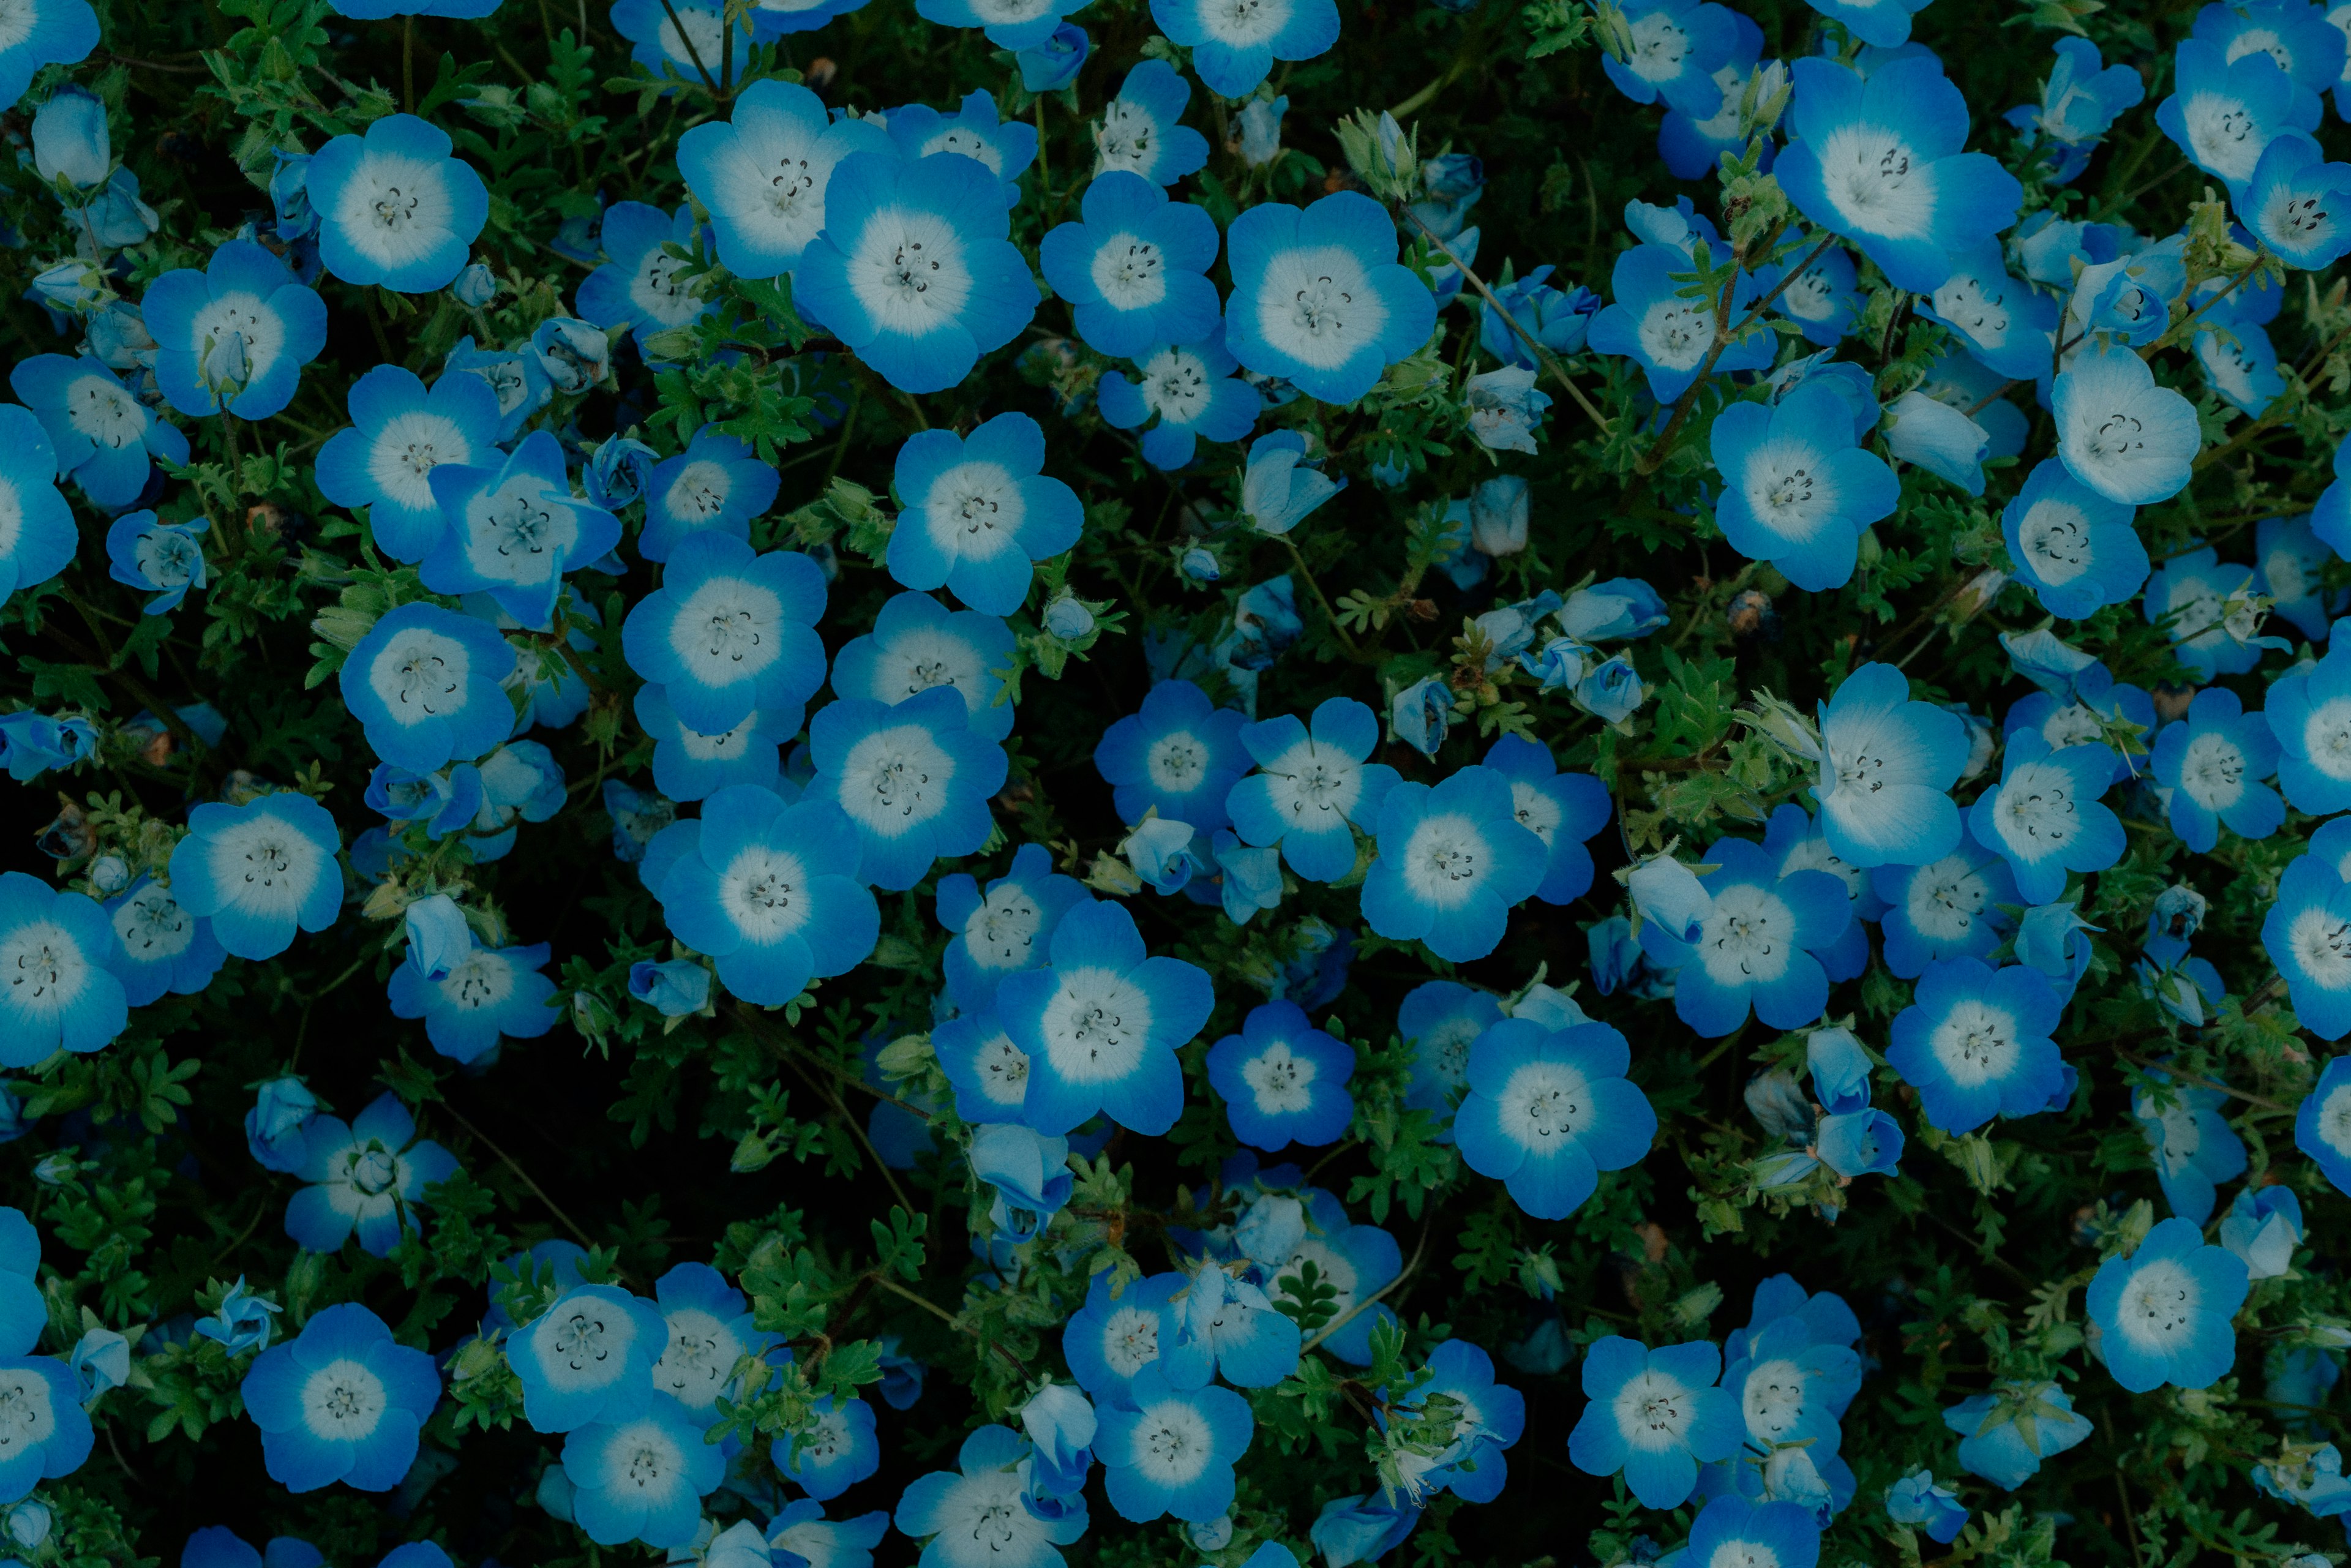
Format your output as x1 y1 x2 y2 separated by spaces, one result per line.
304 113 488 293
1883 391 1990 496
1097 326 1264 471
245 1076 320 1172
809 686 1010 891
1040 173 1221 361
629 958 711 1018
2134 1071 2247 1224
897 1425 1087 1568
679 80 890 282
2087 1216 2250 1393
1063 1269 1185 1405
511 1280 670 1434
286 1092 456 1256
996 900 1214 1136
388 937 559 1064
1589 244 1773 403
972 1123 1074 1234
2271 860 2351 1043
2055 352 2194 505
1017 23 1090 91
636 685 794 801
0 0 96 113
238 1304 437 1493
1886 1469 1968 1544
1777 55 2024 294
1641 838 1851 1037
1599 0 1734 114
1942 1382 2093 1488
1223 191 1438 407
2222 1185 2303 1278
2302 1055 2351 1193
621 532 829 736
8 354 186 514
341 602 519 773
2159 39 2319 195
1095 678 1249 831
1479 265 1599 367
1810 659 1968 872
1886 957 2067 1135
168 792 344 962
418 430 620 624
887 91 1040 200
444 332 552 441
1156 1262 1300 1391
1684 1498 1824 1568
888 411 1082 615
0 871 126 1065
2200 316 2287 416
1362 765 1549 963
1206 999 1354 1152
610 0 752 83
1226 696 1397 883
1147 0 1338 98
2241 132 2351 267
144 238 328 421
1921 243 2058 381
651 785 881 1006
1567 1335 1741 1508
104 511 207 615
531 315 612 393
1239 430 1343 535
797 149 1038 395
2000 458 2150 619
1455 1018 1654 1221
563 1392 727 1547
780 1394 884 1499
2007 36 2145 174
315 364 504 563
2148 547 2282 680
195 1277 282 1355
2152 686 2284 851
639 427 782 562
577 201 713 350
1399 979 1502 1117
1708 378 1900 593
1463 364 1551 454
937 842 1086 1013
915 0 1079 51
1966 730 2126 904
1095 1361 1253 1522
1093 61 1211 187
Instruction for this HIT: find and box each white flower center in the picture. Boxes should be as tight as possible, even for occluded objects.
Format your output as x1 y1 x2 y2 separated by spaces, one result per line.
969 1028 1030 1107
1400 812 1490 910
113 885 195 961
1096 102 1158 174
1904 855 1992 942
922 460 1026 563
1812 126 1934 239
1139 345 1212 422
369 624 473 720
2180 91 2265 183
64 373 142 448
1612 1368 1695 1449
2019 498 2093 584
1994 759 2085 853
1741 1356 1812 1443
1928 999 2019 1086
849 209 973 334
1252 246 1385 372
2179 731 2247 810
301 1359 388 1440
1146 732 1210 795
2 920 88 1008
653 1307 743 1406
1698 883 1796 986
1624 10 1690 81
1241 1040 1319 1114
1202 0 1288 47
1101 1305 1160 1375
838 723 956 835
1637 298 1711 370
2115 1256 2200 1348
2290 906 2351 988
1133 1398 1215 1483
1498 1059 1592 1146
1039 967 1153 1084
718 846 811 945
1090 233 1168 310
2300 697 2351 779
0 1369 57 1455
669 577 784 686
967 889 1043 969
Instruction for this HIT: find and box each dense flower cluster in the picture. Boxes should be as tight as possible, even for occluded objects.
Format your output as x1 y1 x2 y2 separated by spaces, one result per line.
8 0 2351 1563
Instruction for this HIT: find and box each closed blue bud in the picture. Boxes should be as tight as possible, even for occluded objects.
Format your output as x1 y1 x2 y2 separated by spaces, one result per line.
244 1077 319 1173
1886 1469 1968 1544
31 85 108 189
531 315 611 393
2146 883 2208 965
1016 22 1089 91
628 958 711 1018
1573 655 1646 724
1044 596 1096 640
1561 579 1668 642
584 432 659 512
1123 816 1202 895
1242 431 1344 535
402 893 471 984
1019 1381 1096 1496
1464 365 1550 454
1480 266 1598 369
452 260 498 307
1390 675 1451 759
1883 391 1990 497
1998 628 2101 699
1210 830 1284 926
1817 1108 1904 1179
1226 576 1302 671
1311 1498 1420 1568
970 1123 1074 1236
1805 1026 1873 1116
1235 95 1288 165
1521 636 1594 692
1628 857 1712 945
1469 475 1529 557
67 1327 130 1402
2015 901 2098 996
1180 546 1221 583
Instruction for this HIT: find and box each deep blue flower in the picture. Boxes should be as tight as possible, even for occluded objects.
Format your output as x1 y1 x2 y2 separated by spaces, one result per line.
678 80 888 282
1157 1261 1302 1390
2087 1216 2250 1392
2006 36 2145 176
1094 679 1248 831
0 871 124 1066
808 686 1008 890
2159 39 2320 194
244 1077 318 1172
635 427 782 563
2000 458 2149 618
1224 192 1436 405
1886 1469 1968 1544
1207 999 1353 1150
1708 380 1900 592
650 784 880 1005
831 591 1015 746
2153 686 2284 851
1362 765 1548 962
7 354 186 513
797 150 1037 393
996 900 1213 1136
102 511 205 615
0 0 96 114
1757 239 1859 347
1480 265 1599 367
1016 22 1089 90
937 844 1086 1015
340 602 518 773
896 1425 1087 1568
2068 241 2186 347
634 685 792 801
885 91 1038 203
315 366 503 563
629 957 711 1018
306 114 487 292
1919 242 2058 381
2134 1069 2249 1224
1094 61 1211 186
1641 836 1850 1037
1588 244 1773 402
193 1277 282 1356
2242 132 2351 266
419 430 622 625
888 412 1082 615
622 532 828 736
238 1304 434 1493
1097 324 1264 470
1777 55 2023 293
1600 0 1734 113
1225 697 1397 883
776 1392 881 1499
1456 1018 1653 1220
285 1092 456 1256
167 793 343 962
443 332 550 441
144 239 327 420
1568 1336 1741 1507
1062 1270 1185 1405
1886 958 2067 1135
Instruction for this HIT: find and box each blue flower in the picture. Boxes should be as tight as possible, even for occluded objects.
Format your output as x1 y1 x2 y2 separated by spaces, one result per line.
915 0 1080 50
443 333 551 442
1919 242 2059 381
1020 1381 1095 1501
1883 391 1990 495
651 785 880 1005
1708 379 1900 592
2053 344 2199 506
285 1092 457 1256
7 354 186 513
194 1277 282 1355
1225 697 1397 883
315 366 504 563
2147 548 2281 679
103 511 206 615
1095 1361 1251 1521
796 150 1037 394
1886 958 2066 1135
1809 661 1969 869
831 594 1013 751
1040 174 1221 361
577 201 714 350
1395 980 1499 1119
2000 458 2149 619
1641 838 1851 1037
1684 1497 1823 1568
1239 430 1343 535
1016 23 1089 91
1095 679 1249 831
143 238 326 419
2252 628 2351 810
239 1304 437 1493
0 712 94 785
604 779 675 865
1966 730 2125 904
767 1501 893 1568
621 532 828 735
1803 1026 1873 1117
885 92 1038 203
1757 240 1858 347
167 793 343 961
972 1123 1073 1235
388 937 558 1064
305 114 486 292
1456 1018 1653 1220
896 1425 1086 1568
2221 1185 2303 1278
2270 857 2351 1041
2257 514 2345 642
1568 1336 1741 1507
629 958 711 1018
2158 39 2319 195
1158 1261 1302 1390
1384 1339 1524 1502
2008 36 2145 171
340 602 519 773
678 81 891 280
563 1392 727 1547
888 412 1082 615
1363 766 1548 962
776 1394 882 1499
1223 192 1437 405
1062 1270 1186 1404
0 869 126 1068
1818 1108 1905 1178
638 426 781 562
635 685 792 801
0 0 94 113
1207 999 1354 1151
2087 1216 2249 1392
1599 0 1734 112
1149 0 1337 97
244 1077 319 1172
510 1281 669 1432
1886 1469 1968 1544
420 430 622 625
2244 133 2351 269
1588 244 1774 402
1942 1382 2092 1488
2152 687 2283 851
996 900 1213 1136
1098 325 1264 470
937 844 1086 1014
809 687 1008 890
531 315 611 392
2015 901 2098 1000
610 0 752 82
2068 241 2186 347
1094 61 1210 187
2133 1070 2248 1225
1463 364 1551 454
1777 55 2023 292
